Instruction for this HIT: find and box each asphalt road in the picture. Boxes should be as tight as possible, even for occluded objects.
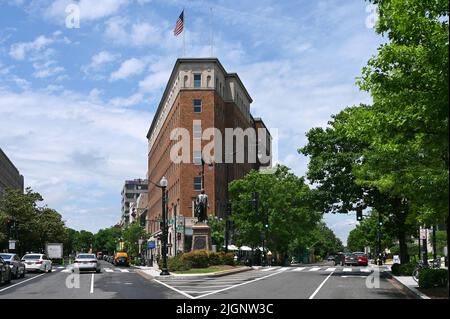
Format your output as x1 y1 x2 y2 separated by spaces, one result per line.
0 261 413 299
0 260 184 299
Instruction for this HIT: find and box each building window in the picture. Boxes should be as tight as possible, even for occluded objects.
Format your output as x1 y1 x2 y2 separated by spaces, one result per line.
193 150 202 165
184 75 188 87
207 75 211 87
193 99 202 113
193 123 202 139
194 176 202 191
194 74 201 88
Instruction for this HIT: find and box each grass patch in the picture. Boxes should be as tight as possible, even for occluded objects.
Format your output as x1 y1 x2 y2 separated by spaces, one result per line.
173 265 236 274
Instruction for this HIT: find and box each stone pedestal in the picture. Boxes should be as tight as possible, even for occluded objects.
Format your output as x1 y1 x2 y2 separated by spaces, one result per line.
191 223 212 251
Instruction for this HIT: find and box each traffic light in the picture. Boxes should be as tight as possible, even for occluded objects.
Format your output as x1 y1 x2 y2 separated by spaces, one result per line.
177 232 182 241
356 208 363 221
252 192 259 210
264 215 269 229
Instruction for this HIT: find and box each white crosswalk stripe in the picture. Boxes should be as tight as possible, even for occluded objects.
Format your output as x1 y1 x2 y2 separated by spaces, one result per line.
309 267 320 271
360 268 371 272
261 267 279 272
343 268 352 272
104 268 113 272
325 267 336 272
118 268 129 273
293 267 305 271
61 269 71 273
57 266 64 269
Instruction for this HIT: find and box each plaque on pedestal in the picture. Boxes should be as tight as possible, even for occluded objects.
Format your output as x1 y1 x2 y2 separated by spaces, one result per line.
191 223 212 252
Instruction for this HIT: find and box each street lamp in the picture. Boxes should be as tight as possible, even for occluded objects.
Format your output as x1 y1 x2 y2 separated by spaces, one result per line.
159 176 169 276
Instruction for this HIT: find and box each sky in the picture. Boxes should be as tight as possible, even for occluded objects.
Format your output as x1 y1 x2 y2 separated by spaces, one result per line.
0 0 384 245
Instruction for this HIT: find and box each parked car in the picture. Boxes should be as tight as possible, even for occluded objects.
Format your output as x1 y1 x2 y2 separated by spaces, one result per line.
114 252 129 266
0 256 12 285
334 253 345 266
343 253 359 266
73 253 101 273
21 253 52 273
0 253 26 279
353 252 369 266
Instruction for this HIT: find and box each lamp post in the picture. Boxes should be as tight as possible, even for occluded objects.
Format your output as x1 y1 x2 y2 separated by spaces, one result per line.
159 176 169 276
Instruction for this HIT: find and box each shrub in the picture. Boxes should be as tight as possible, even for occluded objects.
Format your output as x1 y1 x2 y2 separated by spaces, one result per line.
391 263 401 275
418 269 448 288
182 250 209 268
220 252 235 266
391 262 416 276
208 252 222 266
167 255 192 272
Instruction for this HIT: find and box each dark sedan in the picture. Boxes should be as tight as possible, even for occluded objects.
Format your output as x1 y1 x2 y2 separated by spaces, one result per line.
0 253 26 279
0 256 12 285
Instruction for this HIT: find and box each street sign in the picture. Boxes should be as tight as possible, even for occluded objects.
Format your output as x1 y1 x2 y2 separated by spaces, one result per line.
8 240 16 250
176 226 183 231
147 240 156 249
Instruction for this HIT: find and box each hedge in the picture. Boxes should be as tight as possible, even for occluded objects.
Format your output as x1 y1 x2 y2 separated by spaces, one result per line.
159 250 236 271
391 262 416 276
418 269 448 288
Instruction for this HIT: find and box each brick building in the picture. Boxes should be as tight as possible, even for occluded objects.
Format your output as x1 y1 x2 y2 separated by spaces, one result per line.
146 58 271 256
0 148 24 198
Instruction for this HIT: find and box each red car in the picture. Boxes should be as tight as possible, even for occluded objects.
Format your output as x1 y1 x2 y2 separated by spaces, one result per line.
354 252 368 266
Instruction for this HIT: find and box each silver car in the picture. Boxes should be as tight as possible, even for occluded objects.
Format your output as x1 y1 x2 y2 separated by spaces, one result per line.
73 253 101 273
0 253 26 279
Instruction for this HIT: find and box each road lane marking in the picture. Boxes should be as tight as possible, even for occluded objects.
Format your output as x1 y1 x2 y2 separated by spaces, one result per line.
341 275 367 278
57 266 64 269
309 270 334 299
343 268 352 272
293 267 305 271
192 268 290 299
90 274 94 293
325 268 336 272
118 269 129 273
104 268 113 272
61 269 71 273
0 273 46 293
360 268 371 272
309 267 320 271
153 279 195 299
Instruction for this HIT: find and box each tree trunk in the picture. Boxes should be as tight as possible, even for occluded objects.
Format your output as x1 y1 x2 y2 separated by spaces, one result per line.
398 228 409 264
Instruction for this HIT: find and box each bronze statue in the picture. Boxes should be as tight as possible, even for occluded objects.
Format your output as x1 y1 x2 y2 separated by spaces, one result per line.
195 189 208 223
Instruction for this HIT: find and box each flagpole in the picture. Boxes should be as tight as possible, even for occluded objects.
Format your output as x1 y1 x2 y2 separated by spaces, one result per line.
210 7 213 57
183 7 186 57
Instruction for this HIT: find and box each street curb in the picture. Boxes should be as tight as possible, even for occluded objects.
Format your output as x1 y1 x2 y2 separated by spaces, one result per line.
384 272 430 299
136 266 252 280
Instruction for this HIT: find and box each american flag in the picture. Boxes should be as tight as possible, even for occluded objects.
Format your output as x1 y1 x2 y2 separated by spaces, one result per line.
173 10 184 36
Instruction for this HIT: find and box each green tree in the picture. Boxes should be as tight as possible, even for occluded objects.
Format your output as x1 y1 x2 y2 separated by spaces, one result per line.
93 226 122 254
0 188 43 255
208 216 225 249
122 223 148 257
346 210 394 254
35 207 68 250
229 165 322 264
307 222 344 259
73 230 94 253
300 106 417 262
353 0 448 226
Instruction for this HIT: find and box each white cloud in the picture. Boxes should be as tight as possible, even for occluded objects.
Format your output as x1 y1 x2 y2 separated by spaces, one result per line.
138 69 170 93
109 93 144 107
32 60 65 78
9 35 53 60
110 57 146 81
82 50 120 79
104 16 174 49
0 88 153 231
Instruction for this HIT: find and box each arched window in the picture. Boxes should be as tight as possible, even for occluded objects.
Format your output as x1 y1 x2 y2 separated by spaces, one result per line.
207 75 211 88
183 75 188 87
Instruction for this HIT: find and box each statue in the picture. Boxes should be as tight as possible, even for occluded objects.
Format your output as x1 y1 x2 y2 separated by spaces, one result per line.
195 189 208 223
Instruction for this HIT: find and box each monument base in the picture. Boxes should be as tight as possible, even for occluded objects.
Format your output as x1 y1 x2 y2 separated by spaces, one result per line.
191 223 212 251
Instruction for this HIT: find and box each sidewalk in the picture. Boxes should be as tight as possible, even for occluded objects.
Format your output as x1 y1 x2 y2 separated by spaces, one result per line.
391 276 431 299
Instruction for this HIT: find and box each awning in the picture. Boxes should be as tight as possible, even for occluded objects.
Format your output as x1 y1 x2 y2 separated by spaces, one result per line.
239 246 252 251
222 244 239 251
